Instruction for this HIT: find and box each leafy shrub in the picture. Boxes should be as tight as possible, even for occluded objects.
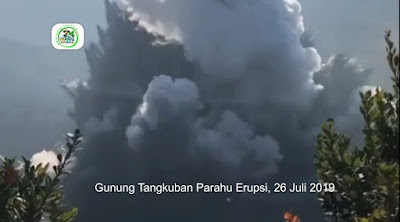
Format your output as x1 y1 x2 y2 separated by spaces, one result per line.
0 129 83 222
315 32 399 222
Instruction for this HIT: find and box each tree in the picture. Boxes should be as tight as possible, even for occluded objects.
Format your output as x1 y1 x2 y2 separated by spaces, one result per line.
0 129 83 222
314 31 399 222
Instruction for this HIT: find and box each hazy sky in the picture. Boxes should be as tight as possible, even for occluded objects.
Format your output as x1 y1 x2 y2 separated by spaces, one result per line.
301 0 399 88
0 0 398 154
0 0 106 157
0 0 106 46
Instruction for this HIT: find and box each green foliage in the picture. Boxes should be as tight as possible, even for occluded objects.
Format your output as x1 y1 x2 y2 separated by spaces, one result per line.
315 31 399 222
0 129 83 222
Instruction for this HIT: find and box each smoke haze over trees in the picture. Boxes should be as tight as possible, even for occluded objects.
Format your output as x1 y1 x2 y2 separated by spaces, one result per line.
52 1 392 221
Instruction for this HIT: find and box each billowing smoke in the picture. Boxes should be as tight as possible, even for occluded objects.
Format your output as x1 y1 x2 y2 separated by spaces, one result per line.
120 0 322 109
85 106 118 133
124 74 282 178
126 75 200 150
62 1 372 221
29 149 76 177
306 54 372 146
30 150 59 177
192 110 281 177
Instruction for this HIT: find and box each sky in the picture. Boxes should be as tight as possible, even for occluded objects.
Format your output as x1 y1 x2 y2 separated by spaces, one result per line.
0 0 398 221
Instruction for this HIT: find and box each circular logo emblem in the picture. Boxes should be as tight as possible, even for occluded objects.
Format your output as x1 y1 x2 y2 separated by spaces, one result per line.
55 25 79 48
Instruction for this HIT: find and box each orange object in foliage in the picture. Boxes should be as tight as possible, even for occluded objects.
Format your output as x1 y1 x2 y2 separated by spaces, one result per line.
2 165 18 187
284 212 301 222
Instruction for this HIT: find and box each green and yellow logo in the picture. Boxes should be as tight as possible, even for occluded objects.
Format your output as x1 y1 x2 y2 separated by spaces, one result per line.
55 24 79 48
